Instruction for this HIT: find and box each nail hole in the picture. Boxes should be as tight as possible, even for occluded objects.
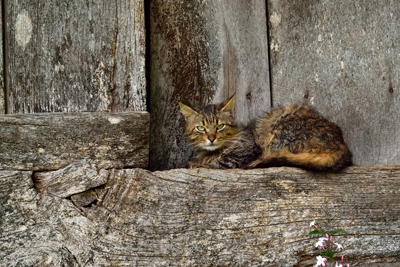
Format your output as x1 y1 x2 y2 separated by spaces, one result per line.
304 90 309 99
246 92 252 100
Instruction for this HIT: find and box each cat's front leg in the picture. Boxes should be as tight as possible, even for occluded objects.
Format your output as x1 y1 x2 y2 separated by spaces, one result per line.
188 161 203 168
188 159 222 169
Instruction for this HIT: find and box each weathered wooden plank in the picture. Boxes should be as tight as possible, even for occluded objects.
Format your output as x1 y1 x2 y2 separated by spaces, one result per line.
5 0 146 113
1 166 400 266
0 0 5 114
0 112 149 170
0 170 87 266
33 161 109 197
149 0 271 170
268 0 400 165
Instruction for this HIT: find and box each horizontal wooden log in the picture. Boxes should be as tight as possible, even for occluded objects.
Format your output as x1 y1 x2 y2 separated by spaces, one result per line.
1 165 400 266
0 112 149 171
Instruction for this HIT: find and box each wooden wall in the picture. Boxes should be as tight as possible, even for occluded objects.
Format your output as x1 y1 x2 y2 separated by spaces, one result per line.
0 1 4 114
0 0 399 169
149 0 400 170
2 0 146 113
149 0 271 170
268 0 400 165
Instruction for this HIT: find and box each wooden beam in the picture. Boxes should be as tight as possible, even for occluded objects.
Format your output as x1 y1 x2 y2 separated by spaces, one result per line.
0 112 149 170
149 0 271 170
2 166 400 265
4 0 146 113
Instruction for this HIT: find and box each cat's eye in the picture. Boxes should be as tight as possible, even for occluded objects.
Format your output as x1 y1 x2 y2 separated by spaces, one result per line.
216 124 225 131
195 125 206 132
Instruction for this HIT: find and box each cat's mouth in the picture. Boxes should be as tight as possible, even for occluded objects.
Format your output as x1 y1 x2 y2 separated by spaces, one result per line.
200 142 222 151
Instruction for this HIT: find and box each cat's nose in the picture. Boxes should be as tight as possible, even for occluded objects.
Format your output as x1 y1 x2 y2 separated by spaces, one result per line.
208 134 216 143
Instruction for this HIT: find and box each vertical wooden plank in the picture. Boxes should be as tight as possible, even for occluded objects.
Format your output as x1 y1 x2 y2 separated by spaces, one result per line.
5 0 146 113
268 0 400 165
211 1 271 125
0 0 4 114
113 0 146 112
149 0 270 170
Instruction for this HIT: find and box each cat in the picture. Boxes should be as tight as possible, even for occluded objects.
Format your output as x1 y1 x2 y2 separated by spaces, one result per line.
179 96 352 171
179 97 261 169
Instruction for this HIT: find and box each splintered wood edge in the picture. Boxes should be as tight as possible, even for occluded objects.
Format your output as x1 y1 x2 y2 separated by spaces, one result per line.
30 164 400 199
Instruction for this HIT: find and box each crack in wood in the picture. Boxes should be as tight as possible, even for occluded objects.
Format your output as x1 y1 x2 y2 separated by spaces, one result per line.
2 166 400 265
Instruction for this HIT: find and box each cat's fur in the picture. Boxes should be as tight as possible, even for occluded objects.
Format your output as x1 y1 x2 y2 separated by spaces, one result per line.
179 96 352 171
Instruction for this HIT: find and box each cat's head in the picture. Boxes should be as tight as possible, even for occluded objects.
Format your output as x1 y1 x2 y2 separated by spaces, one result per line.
179 96 240 152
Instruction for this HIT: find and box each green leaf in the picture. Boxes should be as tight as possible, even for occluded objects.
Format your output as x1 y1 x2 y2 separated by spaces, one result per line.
308 229 325 235
327 228 349 235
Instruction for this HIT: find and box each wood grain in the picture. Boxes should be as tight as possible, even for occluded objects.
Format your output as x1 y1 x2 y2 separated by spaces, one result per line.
1 166 400 266
0 0 4 114
4 0 146 113
0 112 149 170
149 0 271 170
267 0 400 165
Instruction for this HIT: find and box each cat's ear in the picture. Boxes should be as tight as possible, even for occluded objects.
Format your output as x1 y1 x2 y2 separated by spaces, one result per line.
178 102 199 119
219 95 236 113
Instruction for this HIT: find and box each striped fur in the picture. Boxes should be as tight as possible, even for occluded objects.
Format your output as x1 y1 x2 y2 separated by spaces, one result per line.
179 98 352 171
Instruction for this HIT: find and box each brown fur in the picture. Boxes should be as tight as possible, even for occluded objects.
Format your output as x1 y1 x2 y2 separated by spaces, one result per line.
179 97 352 171
252 105 352 171
179 96 261 169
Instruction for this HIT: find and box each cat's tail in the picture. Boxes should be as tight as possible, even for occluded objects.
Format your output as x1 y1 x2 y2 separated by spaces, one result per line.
247 144 352 172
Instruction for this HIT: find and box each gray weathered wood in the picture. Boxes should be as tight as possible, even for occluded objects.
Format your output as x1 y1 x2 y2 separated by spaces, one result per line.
0 0 4 114
149 0 271 170
268 0 400 165
5 0 146 113
0 112 149 170
33 161 109 197
1 166 400 266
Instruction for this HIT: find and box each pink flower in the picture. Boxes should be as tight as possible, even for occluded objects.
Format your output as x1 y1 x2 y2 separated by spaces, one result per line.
335 242 344 250
315 237 328 248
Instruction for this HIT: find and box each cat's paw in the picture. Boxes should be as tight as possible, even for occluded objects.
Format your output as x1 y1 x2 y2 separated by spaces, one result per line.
189 161 219 169
188 162 202 169
246 159 263 168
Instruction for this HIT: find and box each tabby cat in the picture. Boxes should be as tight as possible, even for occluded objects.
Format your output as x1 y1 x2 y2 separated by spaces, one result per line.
179 96 352 171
